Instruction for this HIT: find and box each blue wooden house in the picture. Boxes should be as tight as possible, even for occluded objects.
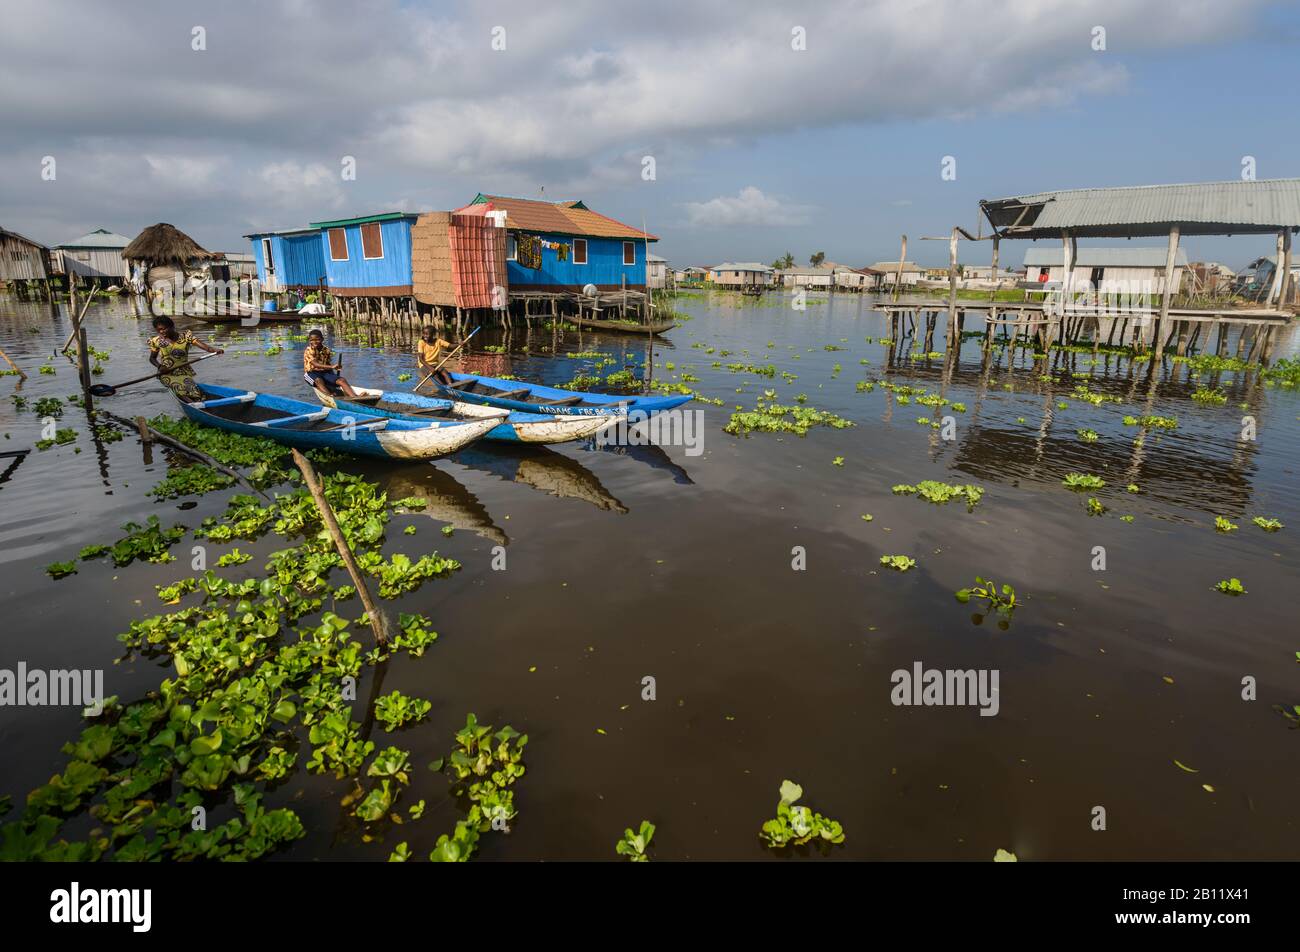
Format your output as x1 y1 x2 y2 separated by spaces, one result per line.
457 195 656 293
308 212 418 297
245 227 327 291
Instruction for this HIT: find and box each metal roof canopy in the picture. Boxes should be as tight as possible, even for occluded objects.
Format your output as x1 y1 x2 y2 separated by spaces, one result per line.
980 179 1300 239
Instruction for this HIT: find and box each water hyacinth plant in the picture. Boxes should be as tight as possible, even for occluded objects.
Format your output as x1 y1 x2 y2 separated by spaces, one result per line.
760 780 845 849
615 820 656 862
879 555 916 572
891 481 984 510
955 577 1019 628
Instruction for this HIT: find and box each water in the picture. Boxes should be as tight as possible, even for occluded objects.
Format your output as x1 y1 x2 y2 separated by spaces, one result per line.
1 289 1297 860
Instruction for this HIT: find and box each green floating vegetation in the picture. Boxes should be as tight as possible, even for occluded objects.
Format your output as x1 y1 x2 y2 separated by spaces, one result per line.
33 397 63 418
955 576 1019 626
879 555 916 572
615 820 656 862
759 780 844 849
101 516 187 567
1214 578 1246 596
1076 428 1099 442
1086 497 1106 516
891 481 984 510
1252 516 1283 532
724 402 854 437
425 714 529 862
35 429 77 450
2 460 461 861
1191 387 1227 405
1214 516 1238 533
373 690 432 732
1062 473 1105 491
149 463 237 500
45 560 77 579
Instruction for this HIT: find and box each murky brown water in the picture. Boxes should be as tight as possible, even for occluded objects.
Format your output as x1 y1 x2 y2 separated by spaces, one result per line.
2 289 1297 860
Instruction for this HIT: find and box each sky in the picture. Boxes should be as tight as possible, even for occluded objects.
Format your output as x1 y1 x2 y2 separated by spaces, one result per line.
1 0 1297 270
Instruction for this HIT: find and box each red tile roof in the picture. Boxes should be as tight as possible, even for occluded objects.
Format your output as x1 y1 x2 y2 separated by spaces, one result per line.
460 195 657 241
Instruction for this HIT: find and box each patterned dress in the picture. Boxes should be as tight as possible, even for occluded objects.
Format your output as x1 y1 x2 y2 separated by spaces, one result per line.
148 331 202 401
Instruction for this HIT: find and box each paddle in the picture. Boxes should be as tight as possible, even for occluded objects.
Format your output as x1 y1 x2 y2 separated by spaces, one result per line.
413 326 481 391
89 352 222 396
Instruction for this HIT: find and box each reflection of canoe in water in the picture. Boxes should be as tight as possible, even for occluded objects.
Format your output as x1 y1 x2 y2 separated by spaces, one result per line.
453 445 628 513
577 439 694 485
183 384 499 460
431 370 692 416
315 387 625 445
374 466 509 546
571 315 676 334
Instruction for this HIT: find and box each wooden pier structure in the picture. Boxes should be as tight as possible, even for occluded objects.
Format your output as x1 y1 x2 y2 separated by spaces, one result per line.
882 179 1299 366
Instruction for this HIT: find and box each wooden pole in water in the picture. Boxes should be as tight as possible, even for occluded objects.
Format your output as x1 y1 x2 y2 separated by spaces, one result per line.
1152 225 1179 364
1279 229 1294 308
291 449 392 646
946 228 959 349
0 346 25 380
892 235 907 303
1267 230 1286 308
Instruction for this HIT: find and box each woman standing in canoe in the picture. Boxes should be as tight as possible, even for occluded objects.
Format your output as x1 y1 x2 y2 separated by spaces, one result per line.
148 316 222 402
303 329 360 398
416 325 455 386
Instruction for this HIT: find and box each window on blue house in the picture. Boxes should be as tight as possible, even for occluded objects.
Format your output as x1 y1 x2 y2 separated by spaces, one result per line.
573 239 587 265
623 241 635 266
361 222 384 260
328 228 348 261
506 235 517 261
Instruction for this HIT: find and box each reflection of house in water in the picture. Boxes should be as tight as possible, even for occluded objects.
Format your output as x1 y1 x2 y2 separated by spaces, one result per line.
947 415 1258 517
452 445 627 513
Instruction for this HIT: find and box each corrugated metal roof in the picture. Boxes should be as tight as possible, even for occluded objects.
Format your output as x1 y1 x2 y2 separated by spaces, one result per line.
712 262 772 272
464 195 657 241
309 212 418 229
866 261 922 272
1023 247 1189 268
0 226 48 249
982 179 1300 238
57 228 129 249
243 226 319 239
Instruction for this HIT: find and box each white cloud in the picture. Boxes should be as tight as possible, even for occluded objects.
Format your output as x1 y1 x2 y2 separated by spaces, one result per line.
682 187 814 228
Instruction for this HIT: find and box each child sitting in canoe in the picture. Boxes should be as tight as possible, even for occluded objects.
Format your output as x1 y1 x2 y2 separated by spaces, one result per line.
303 329 360 398
417 325 455 386
148 316 223 402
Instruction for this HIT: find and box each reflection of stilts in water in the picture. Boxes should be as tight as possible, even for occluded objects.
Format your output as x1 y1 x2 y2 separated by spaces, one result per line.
368 463 509 545
453 444 628 513
0 450 30 486
576 436 693 485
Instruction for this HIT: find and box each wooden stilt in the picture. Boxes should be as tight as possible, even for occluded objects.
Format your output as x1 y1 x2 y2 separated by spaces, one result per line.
1152 225 1180 364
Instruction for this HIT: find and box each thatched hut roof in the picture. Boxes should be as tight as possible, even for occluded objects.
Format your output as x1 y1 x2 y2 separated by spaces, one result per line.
121 223 213 265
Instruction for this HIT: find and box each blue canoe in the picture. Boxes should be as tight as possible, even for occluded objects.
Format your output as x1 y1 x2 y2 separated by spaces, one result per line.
181 384 500 460
427 370 693 416
313 387 625 445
